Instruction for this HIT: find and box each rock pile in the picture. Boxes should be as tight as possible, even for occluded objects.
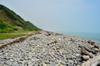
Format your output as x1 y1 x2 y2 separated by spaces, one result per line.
79 40 100 61
0 31 100 66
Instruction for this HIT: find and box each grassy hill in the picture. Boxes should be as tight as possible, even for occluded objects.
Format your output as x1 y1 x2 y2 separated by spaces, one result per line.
0 4 40 33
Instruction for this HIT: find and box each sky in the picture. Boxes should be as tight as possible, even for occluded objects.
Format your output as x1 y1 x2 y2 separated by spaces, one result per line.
0 0 100 33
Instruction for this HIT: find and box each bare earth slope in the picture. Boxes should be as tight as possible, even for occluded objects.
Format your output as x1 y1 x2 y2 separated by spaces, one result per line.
0 31 100 66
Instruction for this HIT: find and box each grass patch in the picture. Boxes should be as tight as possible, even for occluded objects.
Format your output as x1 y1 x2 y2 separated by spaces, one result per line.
0 31 39 40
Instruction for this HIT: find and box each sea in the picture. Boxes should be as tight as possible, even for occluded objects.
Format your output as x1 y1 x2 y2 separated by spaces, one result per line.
64 32 100 44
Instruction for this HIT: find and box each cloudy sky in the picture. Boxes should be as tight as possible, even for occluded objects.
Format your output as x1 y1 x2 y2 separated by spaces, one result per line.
0 0 100 33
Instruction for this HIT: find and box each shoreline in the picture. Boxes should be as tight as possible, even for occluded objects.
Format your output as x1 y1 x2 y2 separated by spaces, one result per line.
0 31 100 66
64 33 100 44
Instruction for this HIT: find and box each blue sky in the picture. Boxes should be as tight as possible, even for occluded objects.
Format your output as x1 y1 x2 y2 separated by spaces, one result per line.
0 0 100 33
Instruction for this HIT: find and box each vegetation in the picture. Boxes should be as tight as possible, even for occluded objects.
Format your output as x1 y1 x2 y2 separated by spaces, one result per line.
0 20 18 33
0 31 37 40
0 4 41 39
0 4 40 33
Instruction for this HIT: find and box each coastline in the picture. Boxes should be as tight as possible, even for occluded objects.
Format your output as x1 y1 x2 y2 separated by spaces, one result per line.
0 31 100 66
64 32 100 44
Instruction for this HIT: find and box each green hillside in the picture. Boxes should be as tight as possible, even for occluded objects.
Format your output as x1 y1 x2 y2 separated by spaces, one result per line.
0 4 40 33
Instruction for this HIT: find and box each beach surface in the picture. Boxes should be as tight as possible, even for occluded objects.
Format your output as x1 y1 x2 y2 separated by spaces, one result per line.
0 31 100 66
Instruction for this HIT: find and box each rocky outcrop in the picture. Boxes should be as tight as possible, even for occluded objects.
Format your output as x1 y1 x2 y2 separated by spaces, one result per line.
82 55 100 66
79 40 100 62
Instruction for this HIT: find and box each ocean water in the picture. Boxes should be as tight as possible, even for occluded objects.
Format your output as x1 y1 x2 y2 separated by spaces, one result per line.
64 32 100 43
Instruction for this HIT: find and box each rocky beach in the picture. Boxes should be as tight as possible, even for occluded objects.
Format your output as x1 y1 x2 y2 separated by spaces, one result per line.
0 31 100 66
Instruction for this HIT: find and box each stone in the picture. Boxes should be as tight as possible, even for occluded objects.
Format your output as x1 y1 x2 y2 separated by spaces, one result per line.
87 40 95 45
43 62 50 66
82 55 90 61
94 45 99 49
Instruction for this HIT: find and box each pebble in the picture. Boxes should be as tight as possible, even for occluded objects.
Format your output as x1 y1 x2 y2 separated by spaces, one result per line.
82 55 90 61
